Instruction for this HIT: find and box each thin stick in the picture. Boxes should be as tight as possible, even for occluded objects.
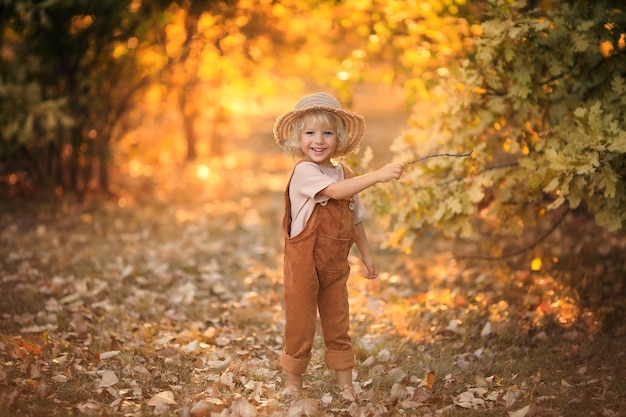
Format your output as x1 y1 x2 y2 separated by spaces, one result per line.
404 151 473 166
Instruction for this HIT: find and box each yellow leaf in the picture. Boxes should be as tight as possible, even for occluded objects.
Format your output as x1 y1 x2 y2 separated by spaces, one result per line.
469 183 484 203
446 197 463 214
530 258 542 271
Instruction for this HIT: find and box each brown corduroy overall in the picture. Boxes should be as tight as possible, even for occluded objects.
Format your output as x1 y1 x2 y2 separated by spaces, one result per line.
279 163 357 375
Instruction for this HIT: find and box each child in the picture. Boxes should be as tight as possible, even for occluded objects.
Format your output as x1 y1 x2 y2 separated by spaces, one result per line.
273 92 404 392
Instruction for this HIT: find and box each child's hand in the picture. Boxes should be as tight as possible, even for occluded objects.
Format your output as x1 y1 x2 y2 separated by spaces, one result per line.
376 162 404 183
362 256 378 280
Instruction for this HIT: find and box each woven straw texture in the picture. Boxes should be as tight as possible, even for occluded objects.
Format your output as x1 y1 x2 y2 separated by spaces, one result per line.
273 92 365 156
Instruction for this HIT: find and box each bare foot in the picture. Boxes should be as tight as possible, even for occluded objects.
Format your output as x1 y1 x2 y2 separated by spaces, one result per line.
285 371 303 391
335 368 352 388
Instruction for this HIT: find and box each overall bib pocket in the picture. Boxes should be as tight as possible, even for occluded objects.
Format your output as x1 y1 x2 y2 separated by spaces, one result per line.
314 232 351 272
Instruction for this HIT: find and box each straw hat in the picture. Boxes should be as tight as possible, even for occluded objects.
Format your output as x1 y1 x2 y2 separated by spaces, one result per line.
273 92 365 156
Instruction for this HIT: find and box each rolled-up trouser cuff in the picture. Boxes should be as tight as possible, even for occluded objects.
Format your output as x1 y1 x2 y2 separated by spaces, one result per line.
279 349 311 375
326 349 355 371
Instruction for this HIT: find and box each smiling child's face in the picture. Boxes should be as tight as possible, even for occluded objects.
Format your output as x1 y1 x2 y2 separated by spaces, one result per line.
299 114 338 167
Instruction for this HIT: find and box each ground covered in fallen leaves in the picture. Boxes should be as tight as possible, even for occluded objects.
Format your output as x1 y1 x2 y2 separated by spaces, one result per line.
1 151 626 417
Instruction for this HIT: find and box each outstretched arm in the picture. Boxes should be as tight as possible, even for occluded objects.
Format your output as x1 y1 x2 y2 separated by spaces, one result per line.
317 162 404 200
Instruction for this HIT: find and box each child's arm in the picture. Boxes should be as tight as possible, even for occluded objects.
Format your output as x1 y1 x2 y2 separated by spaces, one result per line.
354 221 378 279
317 162 404 200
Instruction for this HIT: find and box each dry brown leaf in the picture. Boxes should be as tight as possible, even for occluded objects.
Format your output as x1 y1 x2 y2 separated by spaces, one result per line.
148 390 177 407
341 386 356 402
412 386 430 402
475 375 490 388
321 392 333 407
52 374 68 383
230 397 256 417
347 401 361 417
422 371 436 389
28 363 41 379
190 399 220 417
98 370 119 388
361 356 375 367
1 389 19 408
503 390 517 408
390 383 408 400
454 389 486 409
75 400 105 415
486 391 500 402
207 356 231 371
388 368 406 383
376 349 391 362
481 321 492 337
99 350 120 360
508 404 530 417
181 340 201 353
288 398 319 417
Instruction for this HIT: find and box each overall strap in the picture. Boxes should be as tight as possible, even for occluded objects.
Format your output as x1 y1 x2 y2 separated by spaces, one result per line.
282 160 310 238
340 163 354 180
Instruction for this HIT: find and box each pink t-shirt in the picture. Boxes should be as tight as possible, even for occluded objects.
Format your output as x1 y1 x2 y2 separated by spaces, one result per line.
289 162 365 238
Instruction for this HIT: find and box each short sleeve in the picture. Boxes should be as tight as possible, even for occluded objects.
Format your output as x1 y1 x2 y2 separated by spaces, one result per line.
288 162 338 237
288 162 366 237
290 162 337 202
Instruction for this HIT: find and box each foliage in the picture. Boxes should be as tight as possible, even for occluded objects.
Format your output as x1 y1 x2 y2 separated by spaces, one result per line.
0 0 476 195
157 0 308 160
2 1 626 415
366 0 626 255
292 0 476 103
0 0 174 194
111 0 477 191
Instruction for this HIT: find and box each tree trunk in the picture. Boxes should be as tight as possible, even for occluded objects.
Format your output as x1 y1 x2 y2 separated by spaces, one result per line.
180 92 199 162
209 105 226 157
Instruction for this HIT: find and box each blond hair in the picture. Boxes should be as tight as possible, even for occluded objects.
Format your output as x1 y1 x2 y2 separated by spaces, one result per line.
282 110 349 158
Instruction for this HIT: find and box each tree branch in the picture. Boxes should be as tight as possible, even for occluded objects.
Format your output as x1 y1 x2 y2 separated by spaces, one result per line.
456 207 570 261
413 161 518 191
404 152 472 166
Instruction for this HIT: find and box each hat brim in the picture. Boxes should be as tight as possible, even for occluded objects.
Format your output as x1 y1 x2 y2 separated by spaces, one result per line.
273 105 365 156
